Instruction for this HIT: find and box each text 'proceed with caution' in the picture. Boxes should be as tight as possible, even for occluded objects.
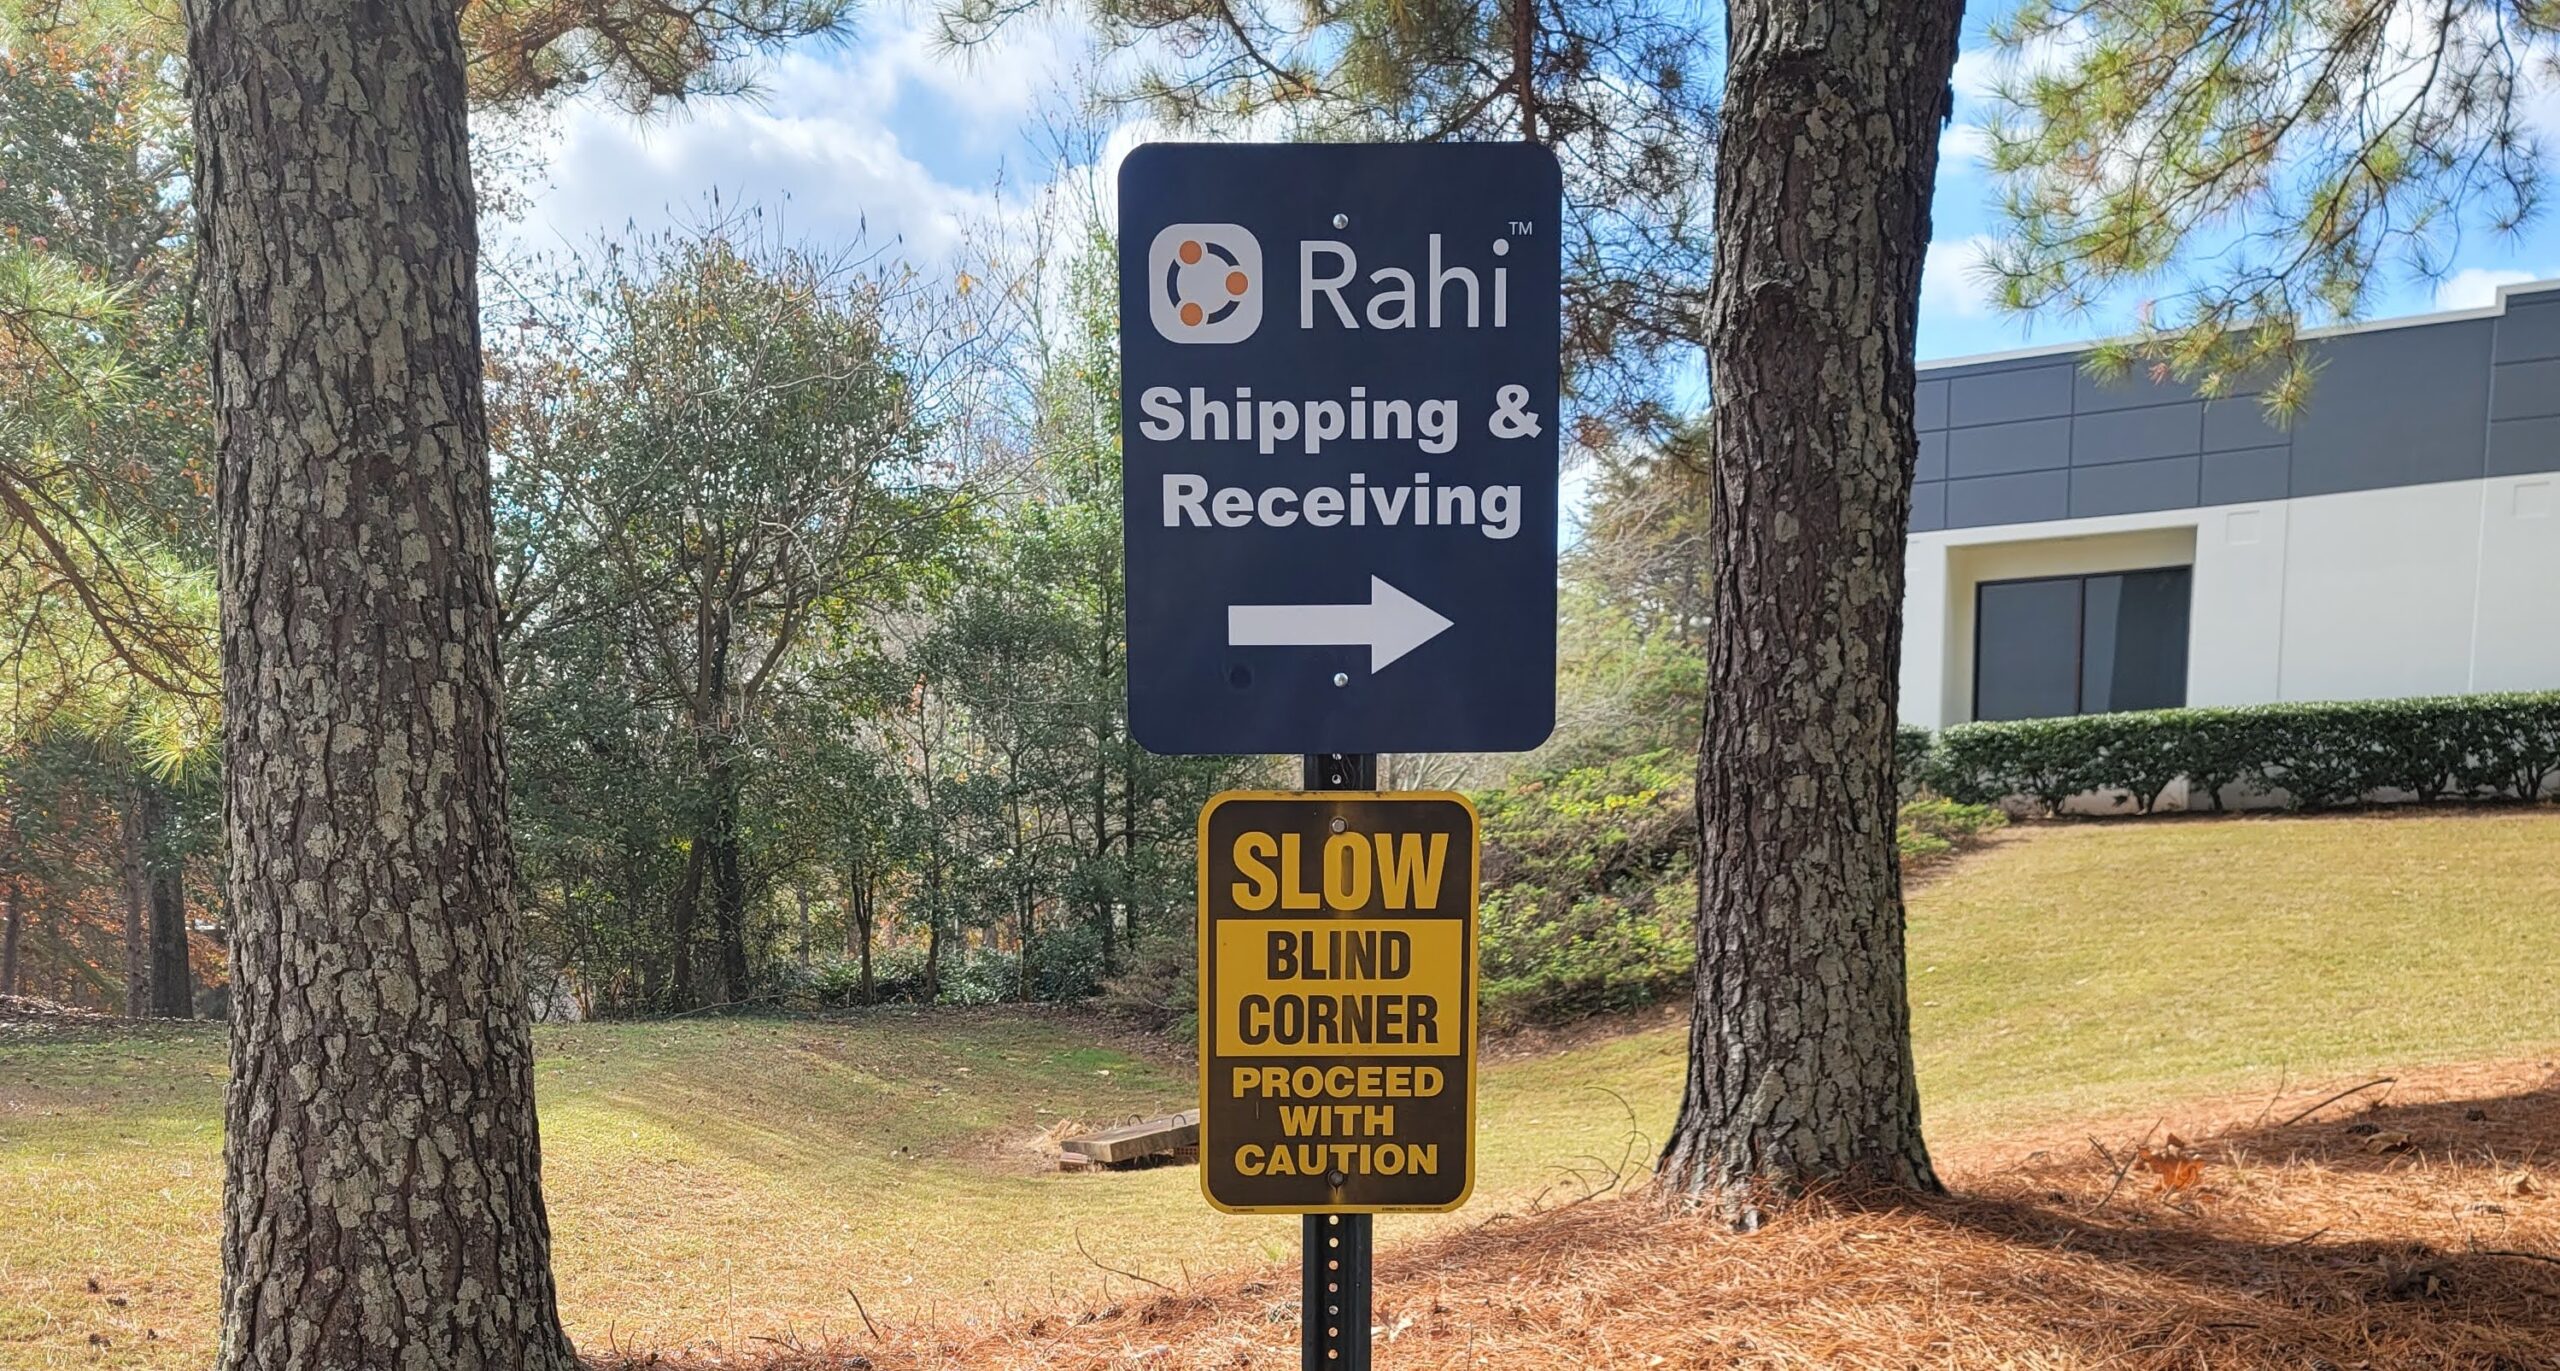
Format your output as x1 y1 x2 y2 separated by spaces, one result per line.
1198 792 1478 1214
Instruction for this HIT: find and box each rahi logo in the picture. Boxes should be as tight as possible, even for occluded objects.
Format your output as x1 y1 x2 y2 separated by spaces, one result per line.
1148 223 1263 344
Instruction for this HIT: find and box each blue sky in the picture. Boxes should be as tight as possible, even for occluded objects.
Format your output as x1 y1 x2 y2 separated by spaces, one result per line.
507 6 2560 376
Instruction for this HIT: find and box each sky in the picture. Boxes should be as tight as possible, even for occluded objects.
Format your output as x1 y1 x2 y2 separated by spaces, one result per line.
502 5 2560 382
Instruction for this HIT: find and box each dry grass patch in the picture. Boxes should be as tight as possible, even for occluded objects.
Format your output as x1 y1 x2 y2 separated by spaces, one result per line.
628 1058 2559 1369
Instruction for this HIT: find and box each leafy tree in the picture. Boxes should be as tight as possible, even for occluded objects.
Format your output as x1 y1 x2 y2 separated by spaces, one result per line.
1979 0 2560 401
1654 0 1965 1223
491 218 959 1006
946 0 1716 433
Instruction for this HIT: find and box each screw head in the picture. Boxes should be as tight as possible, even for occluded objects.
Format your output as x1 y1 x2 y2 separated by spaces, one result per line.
1329 816 1347 834
1332 213 1349 230
1332 671 1350 687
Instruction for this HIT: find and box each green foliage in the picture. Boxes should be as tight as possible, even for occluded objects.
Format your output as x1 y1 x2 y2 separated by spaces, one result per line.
1474 750 1695 1031
948 0 1715 433
1096 930 1198 1039
1977 0 2560 408
1895 724 1937 797
1895 793 2006 865
1927 692 2560 815
0 33 216 756
1463 750 2006 1034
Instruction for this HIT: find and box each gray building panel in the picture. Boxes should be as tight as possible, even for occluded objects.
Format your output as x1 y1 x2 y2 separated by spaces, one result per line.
2200 397 2286 453
1949 364 2075 428
2488 414 2560 476
2285 318 2491 497
1909 481 1947 532
2072 364 2192 414
2200 445 2291 505
2491 356 2560 422
1912 290 2559 532
2493 296 2560 363
2072 403 2202 466
1945 470 2070 528
1946 416 2070 479
2070 456 2200 517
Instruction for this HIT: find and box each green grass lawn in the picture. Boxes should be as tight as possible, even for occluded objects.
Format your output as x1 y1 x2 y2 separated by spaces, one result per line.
5 807 2557 1367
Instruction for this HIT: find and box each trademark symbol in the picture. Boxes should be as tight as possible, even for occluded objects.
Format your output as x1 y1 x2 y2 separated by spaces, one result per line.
1508 220 1535 235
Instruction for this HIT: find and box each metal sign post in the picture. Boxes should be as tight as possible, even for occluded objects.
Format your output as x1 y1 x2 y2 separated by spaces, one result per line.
1302 753 1374 1371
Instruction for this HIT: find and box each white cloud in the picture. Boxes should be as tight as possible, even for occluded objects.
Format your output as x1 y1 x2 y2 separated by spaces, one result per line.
1950 47 2002 103
501 96 995 267
1919 234 2001 322
2434 267 2551 311
1939 122 1991 168
494 7 1104 267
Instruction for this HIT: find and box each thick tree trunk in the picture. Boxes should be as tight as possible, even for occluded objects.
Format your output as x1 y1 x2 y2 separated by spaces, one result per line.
187 0 577 1364
148 860 191 1017
1657 0 1963 1222
1 873 21 997
668 837 705 1008
119 780 151 1018
140 786 193 1018
708 772 749 1002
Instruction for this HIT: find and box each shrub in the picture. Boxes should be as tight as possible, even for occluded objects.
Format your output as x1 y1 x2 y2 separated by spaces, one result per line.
1473 750 1696 1033
1925 691 2560 813
1897 794 2005 864
1895 724 1941 797
1097 932 1197 1040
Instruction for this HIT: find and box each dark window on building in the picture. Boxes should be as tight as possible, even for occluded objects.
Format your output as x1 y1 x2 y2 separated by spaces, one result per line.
1973 567 2191 721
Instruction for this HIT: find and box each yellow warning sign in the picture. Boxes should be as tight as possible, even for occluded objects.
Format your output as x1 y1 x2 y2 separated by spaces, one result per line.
1197 792 1477 1214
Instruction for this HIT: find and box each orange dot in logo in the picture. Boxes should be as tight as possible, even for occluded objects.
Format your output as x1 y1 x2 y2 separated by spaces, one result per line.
1180 301 1205 327
1226 271 1250 296
1179 240 1203 265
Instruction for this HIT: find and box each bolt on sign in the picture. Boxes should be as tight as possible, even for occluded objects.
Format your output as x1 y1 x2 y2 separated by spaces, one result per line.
1197 791 1478 1214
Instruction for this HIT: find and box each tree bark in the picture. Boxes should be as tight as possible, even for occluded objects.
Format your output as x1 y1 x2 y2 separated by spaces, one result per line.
707 768 749 1002
119 779 151 1018
1 872 21 998
187 0 577 1364
140 785 194 1018
1657 0 1964 1222
668 836 705 1008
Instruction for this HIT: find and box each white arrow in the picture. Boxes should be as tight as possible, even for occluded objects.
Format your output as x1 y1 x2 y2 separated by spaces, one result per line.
1228 576 1455 674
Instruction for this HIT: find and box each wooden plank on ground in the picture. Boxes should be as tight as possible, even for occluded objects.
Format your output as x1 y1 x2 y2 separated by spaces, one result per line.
1061 1109 1200 1164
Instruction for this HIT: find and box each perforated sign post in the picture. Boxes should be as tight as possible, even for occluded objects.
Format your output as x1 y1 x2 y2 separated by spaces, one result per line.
1118 142 1562 757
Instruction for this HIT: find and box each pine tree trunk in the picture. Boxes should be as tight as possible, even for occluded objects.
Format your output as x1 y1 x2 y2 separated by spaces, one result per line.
119 780 151 1018
140 785 193 1018
147 860 192 1017
1 873 21 998
1657 0 1964 1223
186 0 577 1364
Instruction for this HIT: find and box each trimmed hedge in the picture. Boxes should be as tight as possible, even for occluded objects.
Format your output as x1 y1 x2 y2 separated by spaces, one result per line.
1916 691 2560 815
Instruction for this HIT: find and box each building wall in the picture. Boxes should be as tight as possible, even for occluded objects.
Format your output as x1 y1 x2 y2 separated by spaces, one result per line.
1902 473 2560 727
1900 283 2560 727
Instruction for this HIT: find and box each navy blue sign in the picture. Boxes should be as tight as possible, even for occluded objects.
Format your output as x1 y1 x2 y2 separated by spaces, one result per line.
1121 142 1561 755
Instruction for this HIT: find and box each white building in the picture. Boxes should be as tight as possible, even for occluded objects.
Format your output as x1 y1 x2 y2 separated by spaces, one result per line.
1900 282 2560 728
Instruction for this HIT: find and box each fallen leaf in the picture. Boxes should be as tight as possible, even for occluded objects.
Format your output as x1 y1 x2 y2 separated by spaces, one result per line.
2363 1130 2414 1154
2502 1170 2542 1197
2137 1146 2205 1192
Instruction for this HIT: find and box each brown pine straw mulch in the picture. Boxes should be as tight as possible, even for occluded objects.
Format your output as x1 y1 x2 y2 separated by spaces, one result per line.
591 1057 2560 1370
